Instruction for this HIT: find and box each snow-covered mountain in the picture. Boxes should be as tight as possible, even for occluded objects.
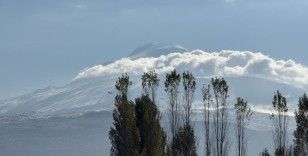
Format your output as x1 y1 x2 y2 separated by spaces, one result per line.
129 42 188 59
0 44 307 119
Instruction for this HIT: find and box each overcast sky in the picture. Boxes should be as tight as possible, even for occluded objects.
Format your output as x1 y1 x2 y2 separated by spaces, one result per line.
0 0 307 99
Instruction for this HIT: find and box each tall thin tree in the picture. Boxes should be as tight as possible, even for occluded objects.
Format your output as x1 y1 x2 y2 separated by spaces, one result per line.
293 94 308 156
165 69 181 140
211 77 229 156
109 74 140 156
270 91 289 156
202 85 212 156
135 95 166 156
169 71 198 156
182 71 196 125
235 97 252 156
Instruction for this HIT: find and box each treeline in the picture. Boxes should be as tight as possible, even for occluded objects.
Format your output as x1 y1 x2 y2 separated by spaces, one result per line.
109 70 308 156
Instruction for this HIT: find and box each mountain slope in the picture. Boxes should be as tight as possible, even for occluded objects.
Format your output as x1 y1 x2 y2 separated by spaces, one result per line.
129 42 188 59
0 44 307 119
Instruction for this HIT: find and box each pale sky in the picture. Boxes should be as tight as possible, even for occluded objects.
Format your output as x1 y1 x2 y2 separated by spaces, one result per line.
0 0 307 99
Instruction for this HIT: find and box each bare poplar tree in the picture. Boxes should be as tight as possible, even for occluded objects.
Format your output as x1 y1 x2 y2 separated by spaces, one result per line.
202 85 212 156
141 70 160 104
235 97 252 156
182 71 196 125
165 70 181 140
270 91 289 156
211 77 229 156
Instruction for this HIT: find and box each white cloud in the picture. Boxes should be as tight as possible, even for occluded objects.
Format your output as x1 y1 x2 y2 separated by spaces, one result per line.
74 50 308 90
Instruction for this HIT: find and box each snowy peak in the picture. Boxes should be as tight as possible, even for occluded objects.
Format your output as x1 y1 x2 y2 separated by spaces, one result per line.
129 42 188 59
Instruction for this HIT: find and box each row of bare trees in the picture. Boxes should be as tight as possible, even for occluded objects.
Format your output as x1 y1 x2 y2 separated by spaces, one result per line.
109 70 308 156
164 70 197 156
261 92 308 156
201 78 231 156
201 78 253 156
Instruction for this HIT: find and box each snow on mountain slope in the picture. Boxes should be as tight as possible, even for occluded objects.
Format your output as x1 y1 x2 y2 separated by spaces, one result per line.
128 42 188 59
0 44 307 119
